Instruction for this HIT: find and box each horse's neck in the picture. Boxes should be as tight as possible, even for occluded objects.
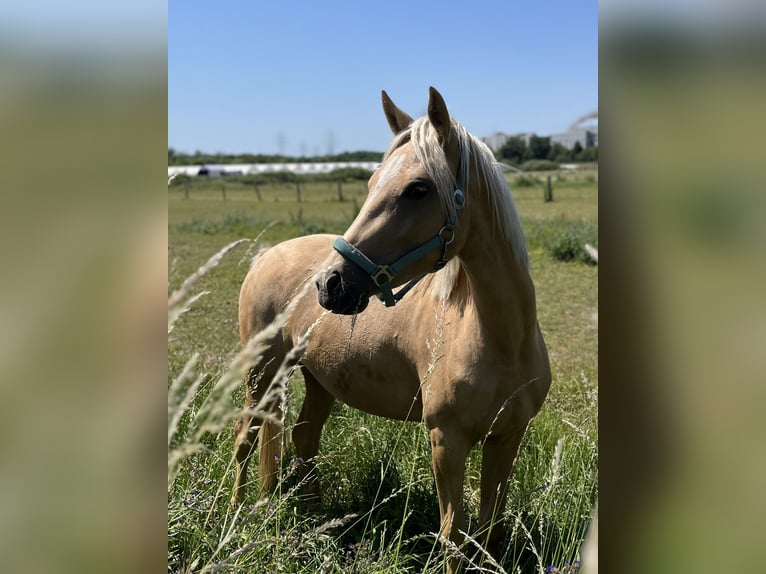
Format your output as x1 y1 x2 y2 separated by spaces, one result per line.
459 230 538 354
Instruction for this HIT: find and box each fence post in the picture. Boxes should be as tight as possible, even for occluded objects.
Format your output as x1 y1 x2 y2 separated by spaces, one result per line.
253 182 262 201
544 176 553 202
296 181 302 203
183 180 189 200
337 180 344 202
222 183 227 201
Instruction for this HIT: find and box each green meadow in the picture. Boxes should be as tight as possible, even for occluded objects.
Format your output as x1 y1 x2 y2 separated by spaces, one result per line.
168 169 598 573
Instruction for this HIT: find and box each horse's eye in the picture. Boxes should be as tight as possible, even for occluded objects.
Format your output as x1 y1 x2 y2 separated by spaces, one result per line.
402 181 430 199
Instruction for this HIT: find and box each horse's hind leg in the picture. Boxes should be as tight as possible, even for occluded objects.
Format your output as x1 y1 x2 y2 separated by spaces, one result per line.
230 361 281 509
291 367 335 505
478 425 528 560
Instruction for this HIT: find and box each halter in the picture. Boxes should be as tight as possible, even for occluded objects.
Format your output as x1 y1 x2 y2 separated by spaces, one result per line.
332 188 465 307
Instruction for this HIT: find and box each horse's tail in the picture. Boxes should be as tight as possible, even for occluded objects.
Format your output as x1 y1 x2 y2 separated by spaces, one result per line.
258 403 283 493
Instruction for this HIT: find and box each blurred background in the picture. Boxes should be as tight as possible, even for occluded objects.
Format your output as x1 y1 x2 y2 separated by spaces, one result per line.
0 1 764 572
0 2 166 573
600 1 766 572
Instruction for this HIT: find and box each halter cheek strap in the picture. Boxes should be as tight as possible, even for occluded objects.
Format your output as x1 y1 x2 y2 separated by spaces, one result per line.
332 188 465 307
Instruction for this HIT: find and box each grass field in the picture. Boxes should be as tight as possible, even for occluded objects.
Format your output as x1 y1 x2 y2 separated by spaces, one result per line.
168 169 598 573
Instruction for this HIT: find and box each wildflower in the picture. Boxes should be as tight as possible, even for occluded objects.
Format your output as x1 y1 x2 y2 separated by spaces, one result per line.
344 542 358 561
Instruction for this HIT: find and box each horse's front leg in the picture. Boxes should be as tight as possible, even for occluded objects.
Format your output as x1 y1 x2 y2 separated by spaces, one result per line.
429 426 470 574
478 425 527 560
291 367 335 505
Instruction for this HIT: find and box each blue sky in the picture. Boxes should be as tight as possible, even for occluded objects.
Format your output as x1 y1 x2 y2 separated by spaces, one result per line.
169 0 597 156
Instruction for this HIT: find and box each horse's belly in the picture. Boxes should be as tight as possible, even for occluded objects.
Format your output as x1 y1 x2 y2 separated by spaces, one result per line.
301 352 423 421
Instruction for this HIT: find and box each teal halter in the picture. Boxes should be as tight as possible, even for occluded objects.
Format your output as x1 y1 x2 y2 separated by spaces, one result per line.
332 188 465 307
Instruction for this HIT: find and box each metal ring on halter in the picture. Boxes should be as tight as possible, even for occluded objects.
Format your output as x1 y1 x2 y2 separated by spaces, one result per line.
438 225 456 245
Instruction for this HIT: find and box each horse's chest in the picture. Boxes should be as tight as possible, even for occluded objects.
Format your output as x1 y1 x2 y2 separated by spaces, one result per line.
301 343 423 421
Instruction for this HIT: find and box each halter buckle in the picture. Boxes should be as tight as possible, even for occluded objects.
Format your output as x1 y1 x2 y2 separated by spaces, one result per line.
371 265 394 287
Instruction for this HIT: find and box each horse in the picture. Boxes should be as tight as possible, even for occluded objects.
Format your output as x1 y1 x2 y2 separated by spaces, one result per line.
231 87 551 572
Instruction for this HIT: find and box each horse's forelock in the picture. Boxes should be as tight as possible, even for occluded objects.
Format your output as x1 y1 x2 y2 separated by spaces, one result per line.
383 118 459 223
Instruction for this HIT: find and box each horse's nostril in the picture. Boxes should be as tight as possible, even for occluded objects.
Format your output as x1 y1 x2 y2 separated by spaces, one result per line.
325 270 342 293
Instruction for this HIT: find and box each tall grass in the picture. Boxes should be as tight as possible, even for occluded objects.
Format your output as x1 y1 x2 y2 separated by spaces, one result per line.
168 248 596 574
168 179 598 573
524 217 598 264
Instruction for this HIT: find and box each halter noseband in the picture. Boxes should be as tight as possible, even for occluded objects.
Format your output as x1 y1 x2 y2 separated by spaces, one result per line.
332 188 465 307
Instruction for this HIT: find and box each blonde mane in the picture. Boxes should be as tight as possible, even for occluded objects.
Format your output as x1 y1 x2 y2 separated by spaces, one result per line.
382 116 529 301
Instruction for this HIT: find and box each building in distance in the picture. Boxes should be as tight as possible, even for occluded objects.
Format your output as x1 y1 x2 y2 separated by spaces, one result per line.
482 111 597 152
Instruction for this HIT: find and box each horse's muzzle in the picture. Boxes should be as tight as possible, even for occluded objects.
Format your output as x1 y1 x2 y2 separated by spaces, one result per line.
315 269 371 315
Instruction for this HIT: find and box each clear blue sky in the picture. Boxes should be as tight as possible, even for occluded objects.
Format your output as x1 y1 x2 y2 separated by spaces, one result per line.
169 0 597 156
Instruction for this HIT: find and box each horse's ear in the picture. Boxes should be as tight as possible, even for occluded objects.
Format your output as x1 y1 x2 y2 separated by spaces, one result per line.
427 86 451 145
381 90 413 135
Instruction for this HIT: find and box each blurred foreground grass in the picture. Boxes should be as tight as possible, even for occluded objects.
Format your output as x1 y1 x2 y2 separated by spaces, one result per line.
600 13 766 573
0 27 167 574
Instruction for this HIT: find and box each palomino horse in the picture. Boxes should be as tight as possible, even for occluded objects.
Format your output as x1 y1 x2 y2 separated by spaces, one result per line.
232 87 551 571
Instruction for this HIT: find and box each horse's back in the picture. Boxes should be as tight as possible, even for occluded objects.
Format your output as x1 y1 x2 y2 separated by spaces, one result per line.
238 234 334 344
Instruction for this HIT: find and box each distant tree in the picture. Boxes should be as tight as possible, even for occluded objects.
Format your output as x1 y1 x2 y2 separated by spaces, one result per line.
576 146 598 162
497 136 527 165
549 143 571 163
168 149 384 166
528 135 552 160
331 150 383 162
572 141 584 158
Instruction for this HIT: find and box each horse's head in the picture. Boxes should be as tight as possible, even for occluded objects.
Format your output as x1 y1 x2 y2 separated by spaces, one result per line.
316 87 468 315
